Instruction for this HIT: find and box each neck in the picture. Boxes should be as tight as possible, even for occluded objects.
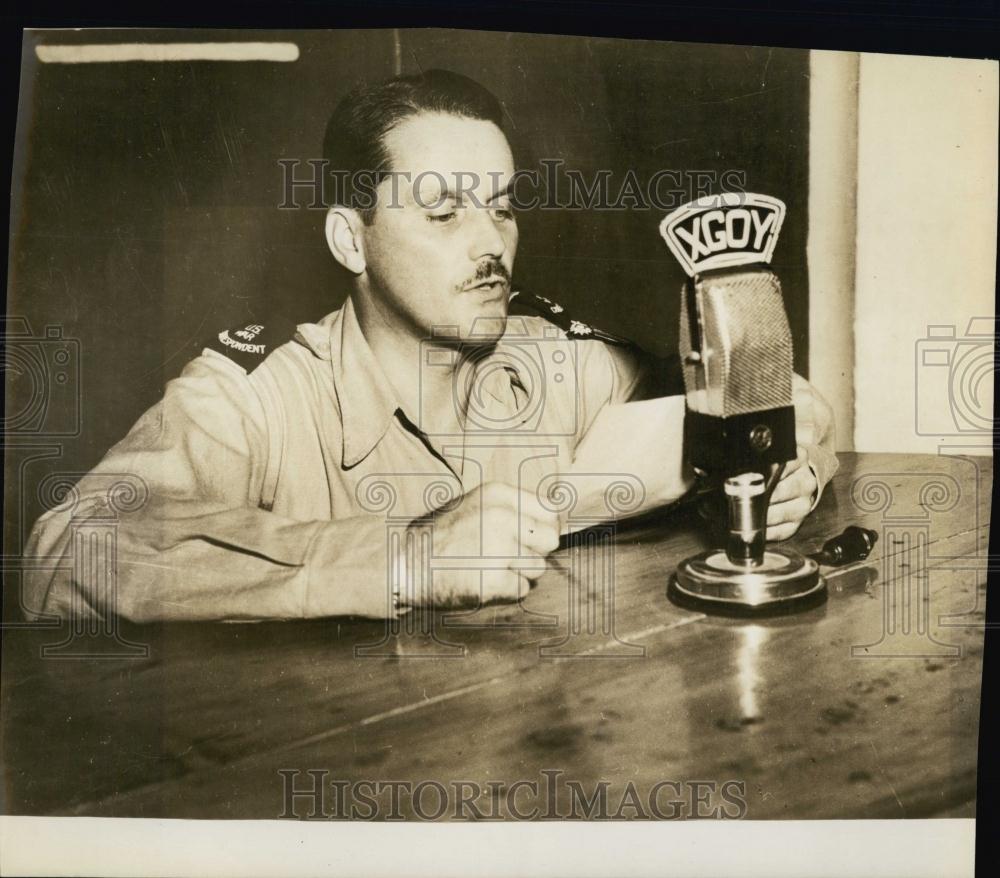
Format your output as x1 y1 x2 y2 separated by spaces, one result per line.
351 290 473 435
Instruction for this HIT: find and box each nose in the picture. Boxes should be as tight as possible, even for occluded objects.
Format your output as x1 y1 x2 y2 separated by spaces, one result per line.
467 207 509 262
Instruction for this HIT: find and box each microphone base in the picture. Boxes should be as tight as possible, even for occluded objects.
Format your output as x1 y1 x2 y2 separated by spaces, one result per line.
671 547 825 613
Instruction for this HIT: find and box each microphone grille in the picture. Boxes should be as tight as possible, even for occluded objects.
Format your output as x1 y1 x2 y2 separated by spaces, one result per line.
680 268 794 417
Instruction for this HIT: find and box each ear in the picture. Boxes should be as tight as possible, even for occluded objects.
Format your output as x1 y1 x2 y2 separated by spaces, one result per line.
325 207 366 275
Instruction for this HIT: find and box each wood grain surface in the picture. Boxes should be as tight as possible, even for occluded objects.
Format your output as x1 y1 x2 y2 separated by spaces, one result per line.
1 452 991 820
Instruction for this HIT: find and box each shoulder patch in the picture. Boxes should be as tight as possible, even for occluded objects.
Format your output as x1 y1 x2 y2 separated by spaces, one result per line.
508 290 634 346
206 317 298 373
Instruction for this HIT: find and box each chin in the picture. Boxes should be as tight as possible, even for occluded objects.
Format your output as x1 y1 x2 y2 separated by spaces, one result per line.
460 300 508 344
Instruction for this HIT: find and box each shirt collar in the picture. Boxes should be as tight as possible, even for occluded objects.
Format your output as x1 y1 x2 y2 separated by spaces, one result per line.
297 299 531 468
471 354 529 412
296 297 399 468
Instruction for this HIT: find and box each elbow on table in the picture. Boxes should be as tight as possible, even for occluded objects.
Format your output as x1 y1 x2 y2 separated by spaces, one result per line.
20 566 154 626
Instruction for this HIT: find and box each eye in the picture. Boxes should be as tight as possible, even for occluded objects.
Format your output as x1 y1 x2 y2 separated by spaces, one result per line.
426 199 460 224
490 206 515 222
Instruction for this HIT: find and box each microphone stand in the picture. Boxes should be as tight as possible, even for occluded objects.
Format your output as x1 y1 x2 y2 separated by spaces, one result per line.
671 461 825 612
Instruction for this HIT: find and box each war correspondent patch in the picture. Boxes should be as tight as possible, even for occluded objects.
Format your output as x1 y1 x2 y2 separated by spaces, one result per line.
659 193 786 277
221 325 266 353
206 318 296 373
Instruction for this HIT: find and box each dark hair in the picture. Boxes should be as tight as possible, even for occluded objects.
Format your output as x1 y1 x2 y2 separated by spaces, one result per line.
323 69 507 223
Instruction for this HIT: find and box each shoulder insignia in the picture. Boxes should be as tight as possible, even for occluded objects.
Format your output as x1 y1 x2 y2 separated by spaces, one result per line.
508 290 634 346
206 316 298 373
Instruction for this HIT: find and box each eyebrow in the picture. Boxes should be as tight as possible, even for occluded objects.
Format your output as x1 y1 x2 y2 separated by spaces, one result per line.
416 178 515 207
424 180 515 204
485 180 516 204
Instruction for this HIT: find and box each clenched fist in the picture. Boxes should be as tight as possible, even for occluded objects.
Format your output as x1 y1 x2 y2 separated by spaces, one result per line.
402 482 560 609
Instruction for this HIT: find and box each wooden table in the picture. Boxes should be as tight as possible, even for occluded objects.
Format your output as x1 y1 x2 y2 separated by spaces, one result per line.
1 452 990 820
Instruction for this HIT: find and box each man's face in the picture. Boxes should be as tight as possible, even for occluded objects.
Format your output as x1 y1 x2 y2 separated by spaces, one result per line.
358 111 518 344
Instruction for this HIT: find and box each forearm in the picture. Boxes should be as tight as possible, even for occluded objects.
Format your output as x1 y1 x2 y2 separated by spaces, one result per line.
612 345 838 508
21 351 399 624
23 498 397 623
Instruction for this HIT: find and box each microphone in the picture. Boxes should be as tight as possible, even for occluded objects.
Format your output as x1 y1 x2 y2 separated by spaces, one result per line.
660 193 797 483
659 194 824 611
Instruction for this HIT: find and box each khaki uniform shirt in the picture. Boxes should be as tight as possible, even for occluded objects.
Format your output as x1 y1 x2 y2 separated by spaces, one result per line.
24 297 838 622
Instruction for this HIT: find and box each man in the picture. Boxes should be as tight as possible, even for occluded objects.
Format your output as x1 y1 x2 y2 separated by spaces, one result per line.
23 69 837 623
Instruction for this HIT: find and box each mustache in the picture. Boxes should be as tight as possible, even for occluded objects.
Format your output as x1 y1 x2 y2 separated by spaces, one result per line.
462 260 511 290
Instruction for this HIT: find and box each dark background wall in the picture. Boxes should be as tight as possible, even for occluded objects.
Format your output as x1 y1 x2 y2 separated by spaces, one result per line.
5 28 810 546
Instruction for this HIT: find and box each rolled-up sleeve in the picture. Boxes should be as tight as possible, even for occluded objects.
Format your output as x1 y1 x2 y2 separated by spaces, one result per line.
22 352 395 623
573 341 839 511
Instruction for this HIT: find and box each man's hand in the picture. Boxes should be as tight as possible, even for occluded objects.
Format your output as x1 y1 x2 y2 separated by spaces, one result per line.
766 445 818 541
403 482 560 609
